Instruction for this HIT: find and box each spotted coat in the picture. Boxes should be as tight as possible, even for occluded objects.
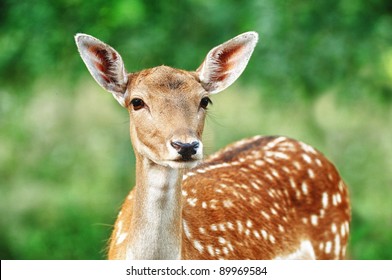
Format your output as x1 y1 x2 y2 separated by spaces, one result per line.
110 136 351 259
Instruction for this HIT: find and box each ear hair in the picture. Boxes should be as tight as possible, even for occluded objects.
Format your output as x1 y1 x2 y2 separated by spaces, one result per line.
75 34 128 106
197 32 258 94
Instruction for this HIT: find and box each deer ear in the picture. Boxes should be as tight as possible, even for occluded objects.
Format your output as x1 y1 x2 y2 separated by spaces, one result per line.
196 31 258 94
75 34 128 106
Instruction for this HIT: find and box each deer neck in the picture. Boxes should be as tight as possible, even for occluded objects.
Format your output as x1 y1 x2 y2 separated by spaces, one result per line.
126 153 184 260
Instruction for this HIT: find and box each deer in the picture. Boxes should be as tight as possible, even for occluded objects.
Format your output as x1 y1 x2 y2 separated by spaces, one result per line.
75 31 351 260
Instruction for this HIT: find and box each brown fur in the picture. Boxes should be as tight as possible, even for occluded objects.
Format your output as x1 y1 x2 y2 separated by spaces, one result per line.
109 136 351 259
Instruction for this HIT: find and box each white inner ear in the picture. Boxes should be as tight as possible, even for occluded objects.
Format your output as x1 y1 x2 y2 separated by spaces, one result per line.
197 31 258 94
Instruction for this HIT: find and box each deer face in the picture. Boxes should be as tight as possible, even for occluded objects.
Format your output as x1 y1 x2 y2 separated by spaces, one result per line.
125 66 208 168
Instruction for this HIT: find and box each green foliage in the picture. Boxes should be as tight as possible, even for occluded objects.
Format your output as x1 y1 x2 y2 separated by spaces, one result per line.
1 0 392 102
0 0 391 259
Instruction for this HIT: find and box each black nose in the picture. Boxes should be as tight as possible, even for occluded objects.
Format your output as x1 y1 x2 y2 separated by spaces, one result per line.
171 141 199 160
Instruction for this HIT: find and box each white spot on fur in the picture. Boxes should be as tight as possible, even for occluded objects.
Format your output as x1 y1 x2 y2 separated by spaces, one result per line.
308 168 315 179
302 154 312 164
255 159 264 166
311 215 318 226
300 142 317 154
332 194 338 206
345 221 350 234
219 237 226 244
331 223 337 234
290 177 297 189
282 166 291 173
210 224 218 231
251 181 260 190
293 161 301 170
265 173 274 181
194 240 204 253
261 229 268 239
338 180 344 192
275 240 316 260
239 167 249 174
210 199 218 209
275 152 290 160
265 158 276 165
301 182 309 195
248 164 258 170
207 245 214 256
184 171 196 178
340 223 346 237
334 234 341 257
246 219 253 228
223 199 234 208
271 169 280 178
183 220 192 239
249 196 261 205
236 220 243 233
261 211 270 220
336 193 342 204
187 197 197 207
325 241 332 254
322 192 329 208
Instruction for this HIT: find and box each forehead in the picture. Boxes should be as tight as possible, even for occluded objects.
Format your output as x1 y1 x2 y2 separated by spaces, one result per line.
128 66 204 98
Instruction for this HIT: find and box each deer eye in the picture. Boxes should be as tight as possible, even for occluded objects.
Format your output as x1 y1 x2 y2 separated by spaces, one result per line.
130 98 145 110
200 97 212 109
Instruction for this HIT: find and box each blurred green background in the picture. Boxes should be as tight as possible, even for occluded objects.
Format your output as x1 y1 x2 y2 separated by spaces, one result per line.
1 0 391 260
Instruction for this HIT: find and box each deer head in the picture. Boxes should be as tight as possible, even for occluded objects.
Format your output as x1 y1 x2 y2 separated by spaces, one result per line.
75 32 258 169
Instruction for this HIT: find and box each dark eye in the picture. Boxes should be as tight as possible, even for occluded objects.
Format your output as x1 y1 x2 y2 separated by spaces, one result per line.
130 98 145 110
200 97 212 109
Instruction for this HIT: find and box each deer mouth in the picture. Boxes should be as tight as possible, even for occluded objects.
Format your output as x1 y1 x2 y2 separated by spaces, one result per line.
175 155 198 162
164 158 201 169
